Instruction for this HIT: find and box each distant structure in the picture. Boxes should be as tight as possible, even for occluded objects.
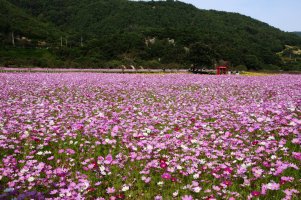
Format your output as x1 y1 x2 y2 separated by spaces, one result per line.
216 66 228 75
167 38 175 46
145 37 156 47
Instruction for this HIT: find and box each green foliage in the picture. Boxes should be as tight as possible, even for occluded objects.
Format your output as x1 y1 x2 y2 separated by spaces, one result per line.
143 60 162 69
0 0 62 43
244 55 261 70
260 64 281 71
1 0 301 70
189 43 218 68
105 60 123 68
234 65 248 71
292 32 301 37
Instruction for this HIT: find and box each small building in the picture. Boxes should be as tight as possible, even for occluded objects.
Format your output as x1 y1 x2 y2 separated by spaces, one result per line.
216 66 228 75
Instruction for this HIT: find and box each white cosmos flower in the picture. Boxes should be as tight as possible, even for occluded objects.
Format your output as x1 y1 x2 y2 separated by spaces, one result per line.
199 159 206 164
157 181 164 186
191 139 197 144
122 184 130 192
28 177 35 182
24 131 30 137
146 144 153 150
193 186 202 193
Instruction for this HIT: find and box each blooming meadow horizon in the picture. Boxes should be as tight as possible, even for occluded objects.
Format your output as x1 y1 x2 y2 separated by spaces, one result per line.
0 73 300 199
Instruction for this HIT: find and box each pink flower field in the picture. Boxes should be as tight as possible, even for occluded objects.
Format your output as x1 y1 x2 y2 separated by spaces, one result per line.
0 73 300 200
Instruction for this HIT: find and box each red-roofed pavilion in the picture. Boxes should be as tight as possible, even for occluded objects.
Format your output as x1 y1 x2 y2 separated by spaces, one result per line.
216 66 228 75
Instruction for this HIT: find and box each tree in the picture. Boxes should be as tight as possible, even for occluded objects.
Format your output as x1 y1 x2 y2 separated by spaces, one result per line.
189 42 219 68
244 55 261 70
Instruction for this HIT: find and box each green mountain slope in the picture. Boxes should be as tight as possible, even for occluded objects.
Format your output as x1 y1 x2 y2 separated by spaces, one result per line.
1 0 301 70
292 32 301 37
0 0 62 44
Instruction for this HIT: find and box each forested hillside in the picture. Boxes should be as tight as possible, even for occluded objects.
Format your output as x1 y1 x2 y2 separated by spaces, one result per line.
1 0 301 70
292 32 301 37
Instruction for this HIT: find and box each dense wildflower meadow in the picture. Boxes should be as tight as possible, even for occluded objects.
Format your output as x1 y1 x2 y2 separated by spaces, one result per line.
0 73 300 200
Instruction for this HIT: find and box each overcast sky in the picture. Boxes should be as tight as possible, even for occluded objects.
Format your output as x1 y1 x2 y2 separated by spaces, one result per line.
134 0 301 32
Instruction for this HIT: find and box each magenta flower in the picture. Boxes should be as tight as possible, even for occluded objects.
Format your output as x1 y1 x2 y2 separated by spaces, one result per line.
222 180 232 186
161 173 171 180
224 167 233 174
251 191 260 197
73 123 84 130
160 162 167 169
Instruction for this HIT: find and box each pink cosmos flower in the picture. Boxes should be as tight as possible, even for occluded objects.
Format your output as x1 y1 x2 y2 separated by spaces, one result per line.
104 154 113 164
58 149 64 154
283 189 299 198
97 156 104 164
212 185 220 191
223 167 233 174
263 161 271 168
222 180 232 187
47 156 54 160
88 164 95 169
252 167 263 178
266 182 280 190
281 176 294 182
95 182 102 186
106 187 115 194
50 190 58 195
55 167 68 177
161 173 171 180
74 123 84 130
155 195 163 200
262 182 280 194
182 195 193 200
292 152 301 160
66 148 75 155
111 125 119 137
145 177 151 183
